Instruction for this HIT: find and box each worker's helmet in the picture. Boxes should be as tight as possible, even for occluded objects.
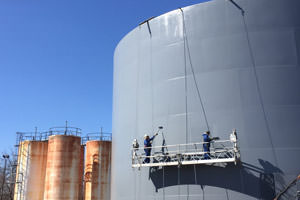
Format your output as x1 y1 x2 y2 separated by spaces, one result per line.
204 131 210 135
144 134 149 138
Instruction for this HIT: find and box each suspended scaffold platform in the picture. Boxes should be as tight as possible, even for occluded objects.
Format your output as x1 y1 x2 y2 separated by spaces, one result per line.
132 135 240 168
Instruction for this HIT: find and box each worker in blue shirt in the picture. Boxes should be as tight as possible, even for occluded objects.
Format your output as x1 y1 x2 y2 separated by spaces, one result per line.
143 132 158 163
202 131 219 159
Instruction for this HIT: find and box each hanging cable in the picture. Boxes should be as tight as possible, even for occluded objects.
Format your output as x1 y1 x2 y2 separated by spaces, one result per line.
133 25 143 200
149 21 156 148
179 8 210 132
177 167 181 200
193 164 197 185
180 8 189 145
162 166 165 200
274 174 300 200
237 3 279 167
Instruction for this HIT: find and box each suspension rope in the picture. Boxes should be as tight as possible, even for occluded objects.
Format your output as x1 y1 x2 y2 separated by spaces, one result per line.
274 174 300 200
149 21 155 143
179 8 210 132
193 164 197 185
177 167 181 200
181 9 189 144
162 166 165 200
239 5 278 167
133 25 143 200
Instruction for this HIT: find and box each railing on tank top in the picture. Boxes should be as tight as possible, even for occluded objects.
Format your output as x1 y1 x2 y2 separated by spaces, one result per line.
131 138 240 168
81 132 112 145
48 126 82 137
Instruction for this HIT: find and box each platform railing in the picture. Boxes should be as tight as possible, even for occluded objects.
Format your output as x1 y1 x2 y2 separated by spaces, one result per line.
132 139 239 168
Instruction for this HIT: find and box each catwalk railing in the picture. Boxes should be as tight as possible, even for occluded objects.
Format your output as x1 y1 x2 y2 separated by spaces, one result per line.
132 139 240 168
81 132 112 145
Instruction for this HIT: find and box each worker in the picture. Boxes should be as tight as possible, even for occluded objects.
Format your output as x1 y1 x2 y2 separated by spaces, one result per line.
143 132 158 163
132 139 139 160
202 131 219 159
132 139 139 149
230 129 238 148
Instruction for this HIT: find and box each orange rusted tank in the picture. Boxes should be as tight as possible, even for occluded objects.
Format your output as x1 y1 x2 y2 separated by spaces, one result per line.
44 135 82 200
14 140 48 200
84 141 111 200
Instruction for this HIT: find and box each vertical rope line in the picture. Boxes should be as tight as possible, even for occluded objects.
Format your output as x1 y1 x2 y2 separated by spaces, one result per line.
241 13 278 166
225 189 229 200
163 166 165 200
177 167 180 200
179 8 210 132
138 170 141 199
133 26 143 200
193 164 197 185
179 9 189 145
187 184 190 200
149 22 155 141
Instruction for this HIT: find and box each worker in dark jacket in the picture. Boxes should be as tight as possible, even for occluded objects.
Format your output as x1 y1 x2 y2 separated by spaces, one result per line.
202 131 219 159
144 133 158 163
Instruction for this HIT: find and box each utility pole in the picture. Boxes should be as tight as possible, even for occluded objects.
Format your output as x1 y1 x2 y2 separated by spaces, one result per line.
0 154 9 200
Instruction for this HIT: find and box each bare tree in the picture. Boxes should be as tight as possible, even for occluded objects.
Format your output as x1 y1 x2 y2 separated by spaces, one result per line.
0 150 17 200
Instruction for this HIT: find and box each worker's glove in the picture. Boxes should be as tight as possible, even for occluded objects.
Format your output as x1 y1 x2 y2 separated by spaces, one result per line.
155 132 159 136
212 137 220 140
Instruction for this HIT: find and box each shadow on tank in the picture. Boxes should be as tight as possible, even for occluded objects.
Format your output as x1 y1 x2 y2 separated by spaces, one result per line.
149 159 284 199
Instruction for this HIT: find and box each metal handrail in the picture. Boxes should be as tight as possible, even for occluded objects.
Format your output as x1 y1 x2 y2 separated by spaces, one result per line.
48 126 82 136
131 138 239 168
136 140 232 150
81 132 112 144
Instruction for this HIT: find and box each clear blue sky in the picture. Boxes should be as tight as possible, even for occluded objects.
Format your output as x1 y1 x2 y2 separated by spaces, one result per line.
0 0 207 152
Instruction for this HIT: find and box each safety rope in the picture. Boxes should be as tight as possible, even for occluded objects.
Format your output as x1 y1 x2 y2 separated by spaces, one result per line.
179 9 189 145
162 166 165 200
237 3 279 167
177 167 181 200
133 25 143 200
193 165 197 185
148 20 156 148
179 8 210 132
274 174 300 200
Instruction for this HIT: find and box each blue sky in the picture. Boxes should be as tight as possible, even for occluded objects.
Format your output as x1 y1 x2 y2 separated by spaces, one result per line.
0 0 206 152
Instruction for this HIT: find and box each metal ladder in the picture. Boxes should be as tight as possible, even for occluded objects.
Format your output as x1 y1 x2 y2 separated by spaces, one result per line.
14 143 30 200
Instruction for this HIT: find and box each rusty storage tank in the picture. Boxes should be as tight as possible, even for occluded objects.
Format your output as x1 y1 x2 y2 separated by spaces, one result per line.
44 135 82 200
14 140 48 200
84 140 112 200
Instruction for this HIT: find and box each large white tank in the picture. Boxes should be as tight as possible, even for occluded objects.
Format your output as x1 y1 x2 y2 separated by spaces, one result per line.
112 0 300 199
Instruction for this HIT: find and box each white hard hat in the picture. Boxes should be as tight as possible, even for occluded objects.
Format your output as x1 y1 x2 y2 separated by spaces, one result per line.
144 134 149 138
